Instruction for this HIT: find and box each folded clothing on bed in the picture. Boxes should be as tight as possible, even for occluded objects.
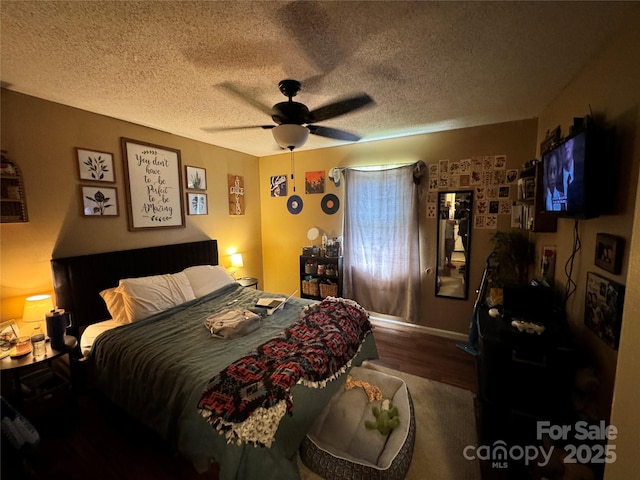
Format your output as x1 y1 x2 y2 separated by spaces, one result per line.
197 297 372 447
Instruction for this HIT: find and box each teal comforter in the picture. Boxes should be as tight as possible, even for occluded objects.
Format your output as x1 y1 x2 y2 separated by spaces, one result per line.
88 283 378 480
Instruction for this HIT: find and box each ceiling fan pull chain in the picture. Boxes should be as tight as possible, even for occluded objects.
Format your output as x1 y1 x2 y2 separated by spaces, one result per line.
290 149 296 192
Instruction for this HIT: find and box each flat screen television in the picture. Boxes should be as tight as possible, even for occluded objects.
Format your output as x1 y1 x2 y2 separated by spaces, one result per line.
541 122 608 219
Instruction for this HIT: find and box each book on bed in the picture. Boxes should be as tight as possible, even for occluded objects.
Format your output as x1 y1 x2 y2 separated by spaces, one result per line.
255 290 297 315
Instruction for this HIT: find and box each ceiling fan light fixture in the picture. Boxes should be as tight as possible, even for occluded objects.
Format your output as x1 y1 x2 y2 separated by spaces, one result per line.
272 124 309 150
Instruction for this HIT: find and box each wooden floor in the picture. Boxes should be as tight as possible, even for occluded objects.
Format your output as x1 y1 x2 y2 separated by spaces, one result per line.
3 323 478 480
370 321 477 392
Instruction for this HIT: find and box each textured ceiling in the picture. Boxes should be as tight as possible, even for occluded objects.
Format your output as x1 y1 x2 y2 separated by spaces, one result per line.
2 1 639 157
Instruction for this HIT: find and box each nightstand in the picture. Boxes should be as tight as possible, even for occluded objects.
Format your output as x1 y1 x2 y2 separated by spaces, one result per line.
0 335 77 420
237 277 258 289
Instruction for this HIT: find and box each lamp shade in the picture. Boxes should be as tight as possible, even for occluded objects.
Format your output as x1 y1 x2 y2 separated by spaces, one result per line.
272 124 309 150
231 253 244 268
22 294 54 323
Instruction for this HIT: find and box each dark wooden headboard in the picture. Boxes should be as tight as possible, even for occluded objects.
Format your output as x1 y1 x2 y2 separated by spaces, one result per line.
51 240 219 338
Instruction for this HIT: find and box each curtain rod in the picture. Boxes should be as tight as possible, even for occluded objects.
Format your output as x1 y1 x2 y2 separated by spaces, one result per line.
331 161 427 184
334 160 423 172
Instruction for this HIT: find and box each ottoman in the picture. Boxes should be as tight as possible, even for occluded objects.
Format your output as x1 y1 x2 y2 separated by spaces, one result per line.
300 365 415 480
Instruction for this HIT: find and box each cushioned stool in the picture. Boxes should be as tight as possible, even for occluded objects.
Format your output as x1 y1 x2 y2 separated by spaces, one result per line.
300 365 415 480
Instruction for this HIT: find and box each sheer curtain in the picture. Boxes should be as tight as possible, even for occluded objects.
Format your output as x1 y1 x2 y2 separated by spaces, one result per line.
342 164 420 319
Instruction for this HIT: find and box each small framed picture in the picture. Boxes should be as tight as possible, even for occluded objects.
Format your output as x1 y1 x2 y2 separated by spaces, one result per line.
186 166 207 190
187 192 208 215
81 186 119 216
304 171 325 194
76 148 115 183
594 233 624 274
585 272 625 349
270 175 287 197
0 321 20 343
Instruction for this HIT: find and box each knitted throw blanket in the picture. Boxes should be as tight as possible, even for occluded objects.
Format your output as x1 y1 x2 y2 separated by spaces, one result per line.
197 297 371 447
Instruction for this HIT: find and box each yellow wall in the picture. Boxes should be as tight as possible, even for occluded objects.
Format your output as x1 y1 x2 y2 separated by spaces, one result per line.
259 119 538 334
1 86 537 337
0 90 263 324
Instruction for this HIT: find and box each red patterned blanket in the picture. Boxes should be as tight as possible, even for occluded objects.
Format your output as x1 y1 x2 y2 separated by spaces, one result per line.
197 297 371 446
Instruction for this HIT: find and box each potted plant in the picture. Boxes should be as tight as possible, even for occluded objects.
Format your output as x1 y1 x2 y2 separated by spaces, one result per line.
486 230 536 304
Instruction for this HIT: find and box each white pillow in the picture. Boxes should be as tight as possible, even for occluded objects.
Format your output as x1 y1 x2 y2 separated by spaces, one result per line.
99 287 129 324
183 265 235 298
115 271 196 323
80 319 122 356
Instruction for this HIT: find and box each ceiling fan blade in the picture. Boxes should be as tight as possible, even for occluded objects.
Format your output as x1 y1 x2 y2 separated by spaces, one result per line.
217 82 273 116
307 93 375 123
201 125 274 133
308 125 361 142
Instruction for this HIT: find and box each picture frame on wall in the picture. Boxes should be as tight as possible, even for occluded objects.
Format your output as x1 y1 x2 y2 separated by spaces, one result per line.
185 166 207 190
81 185 119 216
228 174 245 215
594 233 624 274
76 147 115 183
270 175 287 197
121 138 185 230
187 192 208 215
585 272 625 350
304 171 325 194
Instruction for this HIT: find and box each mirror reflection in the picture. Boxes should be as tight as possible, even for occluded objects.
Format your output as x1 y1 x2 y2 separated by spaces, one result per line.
435 190 472 299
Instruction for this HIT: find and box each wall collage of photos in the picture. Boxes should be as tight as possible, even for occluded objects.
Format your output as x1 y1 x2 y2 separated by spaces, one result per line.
426 154 519 229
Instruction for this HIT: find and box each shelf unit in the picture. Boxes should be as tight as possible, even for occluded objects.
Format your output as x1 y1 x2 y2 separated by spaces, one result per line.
1 152 29 223
513 163 556 232
299 255 343 300
20 367 72 419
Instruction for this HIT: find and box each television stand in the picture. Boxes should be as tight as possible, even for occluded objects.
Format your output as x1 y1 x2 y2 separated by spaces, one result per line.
475 308 578 478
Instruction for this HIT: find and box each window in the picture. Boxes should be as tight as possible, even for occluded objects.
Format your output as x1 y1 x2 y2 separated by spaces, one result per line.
343 165 420 319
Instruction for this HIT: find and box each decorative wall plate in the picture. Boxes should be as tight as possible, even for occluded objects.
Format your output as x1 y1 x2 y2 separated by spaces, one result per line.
307 227 320 241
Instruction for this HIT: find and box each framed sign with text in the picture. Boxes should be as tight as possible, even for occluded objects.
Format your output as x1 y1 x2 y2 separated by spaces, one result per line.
121 138 185 230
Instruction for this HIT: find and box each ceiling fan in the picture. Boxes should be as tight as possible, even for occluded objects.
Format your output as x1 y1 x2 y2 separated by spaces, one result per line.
203 79 374 150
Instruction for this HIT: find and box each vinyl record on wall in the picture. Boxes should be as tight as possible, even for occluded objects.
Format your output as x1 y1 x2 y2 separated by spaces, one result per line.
287 195 303 215
321 194 340 215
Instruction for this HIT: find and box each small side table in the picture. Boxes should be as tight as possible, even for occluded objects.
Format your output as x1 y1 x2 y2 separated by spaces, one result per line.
0 335 77 419
237 277 258 289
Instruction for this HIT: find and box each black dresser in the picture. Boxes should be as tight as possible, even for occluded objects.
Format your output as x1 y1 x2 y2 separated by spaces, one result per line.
476 307 579 477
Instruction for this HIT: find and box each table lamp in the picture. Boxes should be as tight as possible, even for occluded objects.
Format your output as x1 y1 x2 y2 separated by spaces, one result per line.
22 294 54 333
231 253 244 279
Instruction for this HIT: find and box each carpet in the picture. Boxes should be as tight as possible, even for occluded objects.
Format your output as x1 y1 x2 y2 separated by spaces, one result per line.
298 361 481 480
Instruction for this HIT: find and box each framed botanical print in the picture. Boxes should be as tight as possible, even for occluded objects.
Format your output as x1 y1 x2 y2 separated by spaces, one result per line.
186 166 207 190
187 193 208 215
81 185 118 216
76 148 115 183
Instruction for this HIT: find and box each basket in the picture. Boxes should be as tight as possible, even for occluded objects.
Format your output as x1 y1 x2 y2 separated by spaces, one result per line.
319 282 338 298
302 280 319 297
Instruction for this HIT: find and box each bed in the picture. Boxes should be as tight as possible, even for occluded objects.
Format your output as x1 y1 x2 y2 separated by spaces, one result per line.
50 240 378 480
